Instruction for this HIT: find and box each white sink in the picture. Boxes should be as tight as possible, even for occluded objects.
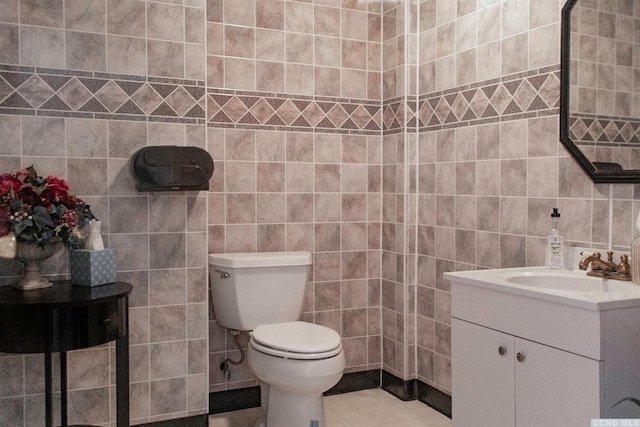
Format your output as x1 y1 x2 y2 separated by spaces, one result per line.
503 271 639 293
448 265 640 422
444 266 640 310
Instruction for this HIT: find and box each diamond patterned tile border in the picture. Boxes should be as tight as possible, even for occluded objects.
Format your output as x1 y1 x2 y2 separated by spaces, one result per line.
0 65 560 134
206 66 559 134
18 75 55 108
404 68 561 132
207 90 383 134
570 115 640 146
0 66 205 124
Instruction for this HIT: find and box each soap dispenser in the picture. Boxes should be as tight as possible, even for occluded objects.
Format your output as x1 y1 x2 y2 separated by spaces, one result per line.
632 212 640 284
545 208 565 269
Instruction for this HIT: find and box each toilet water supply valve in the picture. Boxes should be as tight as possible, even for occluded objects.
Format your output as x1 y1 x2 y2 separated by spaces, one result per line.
220 329 245 381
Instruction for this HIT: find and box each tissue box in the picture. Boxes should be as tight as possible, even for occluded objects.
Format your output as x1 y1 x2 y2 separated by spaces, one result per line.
70 249 116 287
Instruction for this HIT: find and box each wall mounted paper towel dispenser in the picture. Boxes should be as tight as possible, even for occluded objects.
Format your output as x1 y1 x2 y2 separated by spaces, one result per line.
130 146 214 192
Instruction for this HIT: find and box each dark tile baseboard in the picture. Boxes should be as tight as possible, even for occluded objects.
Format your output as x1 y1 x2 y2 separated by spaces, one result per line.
209 385 262 414
208 369 451 420
324 369 380 396
138 414 208 427
382 370 452 418
208 370 380 414
381 369 416 401
416 380 452 419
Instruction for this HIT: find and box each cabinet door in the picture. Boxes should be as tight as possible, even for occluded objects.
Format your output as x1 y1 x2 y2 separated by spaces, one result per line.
515 337 602 427
452 318 515 427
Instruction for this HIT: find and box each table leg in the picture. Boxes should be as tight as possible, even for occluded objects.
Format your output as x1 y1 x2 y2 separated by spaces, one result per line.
44 352 53 427
61 351 67 426
116 333 129 427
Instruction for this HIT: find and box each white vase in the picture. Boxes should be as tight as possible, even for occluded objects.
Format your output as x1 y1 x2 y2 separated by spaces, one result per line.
13 242 57 290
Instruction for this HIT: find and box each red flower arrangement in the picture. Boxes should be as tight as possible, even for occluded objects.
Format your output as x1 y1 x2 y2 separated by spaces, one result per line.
0 166 95 248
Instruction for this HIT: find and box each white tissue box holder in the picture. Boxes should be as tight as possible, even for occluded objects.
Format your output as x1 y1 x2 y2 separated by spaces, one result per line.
70 249 116 287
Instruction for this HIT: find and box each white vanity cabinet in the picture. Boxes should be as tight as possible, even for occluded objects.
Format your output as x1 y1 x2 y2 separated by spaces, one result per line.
452 318 601 426
446 269 640 427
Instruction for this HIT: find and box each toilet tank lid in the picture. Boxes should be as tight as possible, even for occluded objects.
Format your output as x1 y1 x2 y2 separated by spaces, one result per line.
208 251 312 268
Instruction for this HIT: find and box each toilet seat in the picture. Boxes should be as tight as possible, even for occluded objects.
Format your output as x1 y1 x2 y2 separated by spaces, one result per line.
250 321 342 360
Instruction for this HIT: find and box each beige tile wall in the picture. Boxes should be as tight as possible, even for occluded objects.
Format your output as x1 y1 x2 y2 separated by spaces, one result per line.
0 0 208 425
2 0 639 421
379 0 417 382
413 0 640 396
205 0 385 393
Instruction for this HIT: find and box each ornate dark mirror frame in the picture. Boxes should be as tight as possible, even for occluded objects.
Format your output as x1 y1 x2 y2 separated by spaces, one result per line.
560 0 640 183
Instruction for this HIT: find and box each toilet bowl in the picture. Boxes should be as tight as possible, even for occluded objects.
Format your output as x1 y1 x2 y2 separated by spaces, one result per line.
208 252 346 427
248 321 346 427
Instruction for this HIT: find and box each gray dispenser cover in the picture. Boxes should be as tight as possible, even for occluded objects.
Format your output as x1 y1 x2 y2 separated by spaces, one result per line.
130 146 214 192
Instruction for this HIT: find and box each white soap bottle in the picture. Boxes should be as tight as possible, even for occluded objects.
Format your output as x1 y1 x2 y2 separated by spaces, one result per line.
632 213 640 284
545 208 565 269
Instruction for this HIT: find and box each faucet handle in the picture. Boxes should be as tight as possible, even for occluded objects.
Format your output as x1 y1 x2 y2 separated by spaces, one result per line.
617 254 631 274
612 254 633 281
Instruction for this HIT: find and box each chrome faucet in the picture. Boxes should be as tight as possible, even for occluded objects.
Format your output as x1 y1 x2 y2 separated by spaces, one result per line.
578 251 631 281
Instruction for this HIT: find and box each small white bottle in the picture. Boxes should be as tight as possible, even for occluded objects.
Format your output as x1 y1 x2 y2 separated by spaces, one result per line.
546 208 565 269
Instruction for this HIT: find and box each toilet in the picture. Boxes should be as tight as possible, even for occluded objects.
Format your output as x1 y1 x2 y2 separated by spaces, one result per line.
209 251 346 427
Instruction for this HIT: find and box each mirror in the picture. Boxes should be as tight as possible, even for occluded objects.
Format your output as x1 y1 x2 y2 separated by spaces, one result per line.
560 0 640 183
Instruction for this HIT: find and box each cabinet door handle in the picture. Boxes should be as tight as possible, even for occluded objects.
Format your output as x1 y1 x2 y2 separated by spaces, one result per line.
516 352 525 362
498 346 506 356
100 318 111 327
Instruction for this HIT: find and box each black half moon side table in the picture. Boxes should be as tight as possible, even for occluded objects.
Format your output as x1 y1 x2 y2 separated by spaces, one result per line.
0 281 133 427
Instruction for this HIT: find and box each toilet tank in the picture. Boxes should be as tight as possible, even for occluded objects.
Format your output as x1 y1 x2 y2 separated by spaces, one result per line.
209 251 312 331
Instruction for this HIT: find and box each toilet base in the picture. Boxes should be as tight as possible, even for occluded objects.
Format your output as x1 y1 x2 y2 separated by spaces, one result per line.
248 333 345 427
259 383 325 427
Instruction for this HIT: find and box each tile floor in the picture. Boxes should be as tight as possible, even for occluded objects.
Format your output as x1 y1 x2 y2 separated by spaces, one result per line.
209 388 452 427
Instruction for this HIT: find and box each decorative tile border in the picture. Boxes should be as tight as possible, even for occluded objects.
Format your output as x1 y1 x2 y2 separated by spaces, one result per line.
205 64 560 136
378 65 561 134
0 65 206 124
206 89 383 135
413 66 561 131
0 64 561 134
569 114 640 147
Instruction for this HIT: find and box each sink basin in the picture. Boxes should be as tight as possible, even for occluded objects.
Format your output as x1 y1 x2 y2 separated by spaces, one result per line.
443 266 640 310
504 272 639 292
